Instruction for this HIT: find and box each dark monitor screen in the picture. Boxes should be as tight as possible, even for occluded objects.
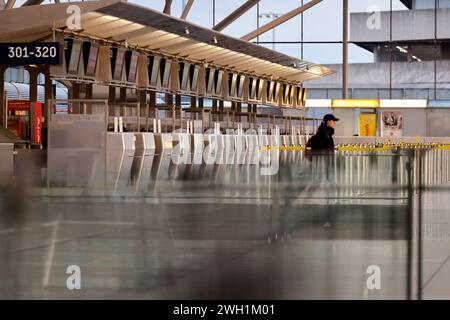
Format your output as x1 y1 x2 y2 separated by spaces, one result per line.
229 73 237 97
179 62 190 91
298 87 307 106
148 55 160 86
266 81 274 102
125 51 139 83
206 67 215 94
64 38 72 73
249 77 257 100
111 48 125 81
83 42 99 77
296 86 302 105
215 70 224 95
274 82 281 102
237 75 245 98
283 84 290 104
190 65 199 91
160 58 172 88
256 78 264 101
289 85 296 105
67 39 82 75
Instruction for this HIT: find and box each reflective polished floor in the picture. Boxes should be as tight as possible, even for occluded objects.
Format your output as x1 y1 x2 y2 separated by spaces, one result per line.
0 148 449 299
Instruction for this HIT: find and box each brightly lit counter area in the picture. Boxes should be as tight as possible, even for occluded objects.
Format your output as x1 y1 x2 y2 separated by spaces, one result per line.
303 98 450 145
48 39 315 153
0 0 333 156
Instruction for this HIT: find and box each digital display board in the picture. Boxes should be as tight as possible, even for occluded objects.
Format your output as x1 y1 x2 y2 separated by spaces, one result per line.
148 55 160 86
274 82 282 102
237 75 245 98
289 85 296 106
179 62 190 91
266 80 275 102
125 50 139 83
205 67 215 94
111 47 125 81
189 64 199 92
256 78 264 101
215 70 224 96
283 84 290 104
297 87 307 107
160 58 171 88
249 77 257 100
229 73 237 97
65 39 82 75
83 42 99 77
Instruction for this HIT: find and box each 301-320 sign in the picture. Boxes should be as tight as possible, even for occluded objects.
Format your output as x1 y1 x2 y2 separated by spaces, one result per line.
0 43 60 65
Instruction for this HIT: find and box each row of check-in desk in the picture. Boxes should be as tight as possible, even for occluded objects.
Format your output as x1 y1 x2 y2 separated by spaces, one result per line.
0 143 14 185
107 132 308 152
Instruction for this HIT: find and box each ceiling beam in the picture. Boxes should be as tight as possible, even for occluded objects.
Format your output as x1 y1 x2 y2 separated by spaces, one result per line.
5 0 15 9
241 0 322 41
213 0 260 32
21 0 44 6
163 0 172 15
180 0 194 20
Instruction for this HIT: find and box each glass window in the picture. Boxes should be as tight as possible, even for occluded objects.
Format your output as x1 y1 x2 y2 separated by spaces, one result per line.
353 89 379 99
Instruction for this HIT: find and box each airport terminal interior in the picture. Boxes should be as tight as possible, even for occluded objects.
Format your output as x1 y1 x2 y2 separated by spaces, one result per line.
1 0 450 300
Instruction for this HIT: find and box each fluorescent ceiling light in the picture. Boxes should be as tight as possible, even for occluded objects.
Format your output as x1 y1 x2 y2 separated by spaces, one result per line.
305 99 332 108
380 99 427 108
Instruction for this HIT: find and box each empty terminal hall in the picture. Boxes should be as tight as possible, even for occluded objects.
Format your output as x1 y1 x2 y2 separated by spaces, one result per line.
1 0 450 303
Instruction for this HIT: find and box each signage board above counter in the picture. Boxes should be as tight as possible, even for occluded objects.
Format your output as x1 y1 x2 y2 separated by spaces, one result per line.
305 99 428 109
379 99 427 108
332 99 380 108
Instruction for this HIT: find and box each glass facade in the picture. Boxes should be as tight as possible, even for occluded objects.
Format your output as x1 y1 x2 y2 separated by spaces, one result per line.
415 0 450 9
169 0 449 100
7 0 450 100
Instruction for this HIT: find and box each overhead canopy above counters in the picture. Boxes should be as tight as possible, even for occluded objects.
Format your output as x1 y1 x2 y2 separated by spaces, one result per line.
0 0 333 83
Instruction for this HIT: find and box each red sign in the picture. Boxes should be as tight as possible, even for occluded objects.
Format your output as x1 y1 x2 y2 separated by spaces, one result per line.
33 102 42 144
8 100 29 111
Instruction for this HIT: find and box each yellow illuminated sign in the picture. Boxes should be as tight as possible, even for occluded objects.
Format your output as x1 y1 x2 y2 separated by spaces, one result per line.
332 99 380 108
358 114 377 137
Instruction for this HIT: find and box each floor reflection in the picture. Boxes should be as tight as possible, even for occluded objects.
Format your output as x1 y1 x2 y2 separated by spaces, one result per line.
0 149 436 299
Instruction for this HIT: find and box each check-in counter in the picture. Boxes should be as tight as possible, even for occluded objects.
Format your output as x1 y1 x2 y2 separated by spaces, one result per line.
192 134 204 153
135 133 156 150
282 135 291 146
258 135 270 147
154 133 173 150
0 143 14 175
235 135 246 152
224 135 236 152
172 133 190 152
107 132 135 150
216 134 225 151
269 135 280 147
203 134 216 150
245 135 259 151
299 136 307 145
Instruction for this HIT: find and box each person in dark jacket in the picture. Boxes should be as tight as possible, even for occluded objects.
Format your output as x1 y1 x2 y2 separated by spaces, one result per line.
307 114 339 151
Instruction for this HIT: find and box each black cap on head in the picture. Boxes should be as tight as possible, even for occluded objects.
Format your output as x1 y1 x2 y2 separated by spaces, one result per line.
323 114 339 122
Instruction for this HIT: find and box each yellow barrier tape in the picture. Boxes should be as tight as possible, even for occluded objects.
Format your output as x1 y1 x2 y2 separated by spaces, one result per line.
337 145 392 152
260 146 306 151
260 143 450 152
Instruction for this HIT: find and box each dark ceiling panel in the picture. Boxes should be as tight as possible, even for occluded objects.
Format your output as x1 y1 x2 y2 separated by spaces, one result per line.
400 0 413 9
